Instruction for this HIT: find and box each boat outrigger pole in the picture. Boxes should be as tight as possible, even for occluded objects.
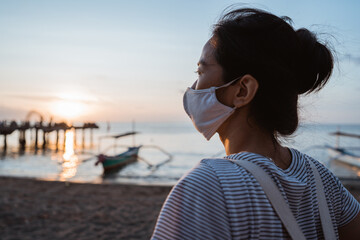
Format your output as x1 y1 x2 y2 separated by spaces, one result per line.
132 120 135 147
330 131 360 148
327 130 360 168
330 131 360 139
98 131 138 154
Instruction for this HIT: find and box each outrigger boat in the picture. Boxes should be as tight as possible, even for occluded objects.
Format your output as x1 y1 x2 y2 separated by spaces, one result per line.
95 146 141 172
95 131 141 172
326 131 360 168
92 120 174 175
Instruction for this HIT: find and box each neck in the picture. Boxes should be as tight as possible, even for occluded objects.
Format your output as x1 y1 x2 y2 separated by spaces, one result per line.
217 111 291 170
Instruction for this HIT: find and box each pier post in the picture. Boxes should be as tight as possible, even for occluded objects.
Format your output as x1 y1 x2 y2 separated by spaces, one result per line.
19 130 26 150
42 130 46 149
35 128 39 150
55 130 59 151
3 135 7 151
74 129 77 148
63 130 66 150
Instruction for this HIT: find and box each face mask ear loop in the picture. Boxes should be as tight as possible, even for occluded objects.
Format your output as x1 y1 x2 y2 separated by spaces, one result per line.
214 76 243 90
213 76 243 110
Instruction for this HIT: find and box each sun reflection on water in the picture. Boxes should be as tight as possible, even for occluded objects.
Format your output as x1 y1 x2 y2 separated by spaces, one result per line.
59 130 79 181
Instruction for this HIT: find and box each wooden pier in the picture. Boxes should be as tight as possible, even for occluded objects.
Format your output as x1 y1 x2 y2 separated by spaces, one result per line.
0 120 99 152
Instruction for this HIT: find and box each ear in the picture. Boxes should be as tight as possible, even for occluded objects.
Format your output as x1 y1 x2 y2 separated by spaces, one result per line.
232 74 259 108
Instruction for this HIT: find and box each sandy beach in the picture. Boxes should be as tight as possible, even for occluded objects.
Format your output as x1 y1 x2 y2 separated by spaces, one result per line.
0 177 172 240
1 176 360 240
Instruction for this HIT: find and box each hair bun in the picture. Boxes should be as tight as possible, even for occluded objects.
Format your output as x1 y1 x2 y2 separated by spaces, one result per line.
295 28 334 94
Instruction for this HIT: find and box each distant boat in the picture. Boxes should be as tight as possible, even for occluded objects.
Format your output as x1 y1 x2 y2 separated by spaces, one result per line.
95 131 141 173
326 131 360 168
93 125 173 173
95 145 141 172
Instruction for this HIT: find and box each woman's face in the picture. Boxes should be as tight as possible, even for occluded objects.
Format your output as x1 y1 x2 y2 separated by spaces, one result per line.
194 39 236 107
195 40 225 90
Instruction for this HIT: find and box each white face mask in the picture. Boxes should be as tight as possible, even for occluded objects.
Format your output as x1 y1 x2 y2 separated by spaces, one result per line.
183 78 239 140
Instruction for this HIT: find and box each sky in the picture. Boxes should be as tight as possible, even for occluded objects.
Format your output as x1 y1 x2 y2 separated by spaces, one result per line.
0 0 359 123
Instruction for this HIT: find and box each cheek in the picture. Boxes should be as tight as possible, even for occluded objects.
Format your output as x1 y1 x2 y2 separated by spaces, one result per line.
196 72 223 90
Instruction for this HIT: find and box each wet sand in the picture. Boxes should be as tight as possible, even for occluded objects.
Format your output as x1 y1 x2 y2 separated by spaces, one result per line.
0 177 172 240
1 176 359 240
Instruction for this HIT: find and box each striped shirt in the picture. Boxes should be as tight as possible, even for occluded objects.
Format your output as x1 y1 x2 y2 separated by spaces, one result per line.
151 148 360 239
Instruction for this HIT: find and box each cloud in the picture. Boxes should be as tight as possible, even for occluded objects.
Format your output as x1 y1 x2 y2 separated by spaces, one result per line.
5 94 99 105
0 105 27 120
342 53 360 65
6 95 59 102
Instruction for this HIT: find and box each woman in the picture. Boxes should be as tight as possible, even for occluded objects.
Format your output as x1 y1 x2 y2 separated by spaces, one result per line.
152 8 360 239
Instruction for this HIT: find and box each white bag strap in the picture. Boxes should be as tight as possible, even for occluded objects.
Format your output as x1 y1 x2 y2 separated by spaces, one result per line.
232 159 306 240
232 159 337 240
308 160 337 240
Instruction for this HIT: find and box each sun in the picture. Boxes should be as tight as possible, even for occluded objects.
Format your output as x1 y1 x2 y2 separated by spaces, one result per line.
52 100 85 120
50 92 94 120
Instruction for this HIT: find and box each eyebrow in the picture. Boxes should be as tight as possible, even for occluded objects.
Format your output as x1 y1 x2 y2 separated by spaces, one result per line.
197 59 215 67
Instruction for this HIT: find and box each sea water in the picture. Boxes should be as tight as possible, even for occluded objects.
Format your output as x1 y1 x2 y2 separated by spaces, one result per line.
0 122 359 186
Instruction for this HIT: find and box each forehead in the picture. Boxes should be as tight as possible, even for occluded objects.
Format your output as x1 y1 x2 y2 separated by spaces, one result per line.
198 40 218 66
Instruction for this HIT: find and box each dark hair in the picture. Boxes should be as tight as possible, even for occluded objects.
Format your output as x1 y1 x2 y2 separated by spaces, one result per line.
212 8 334 137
